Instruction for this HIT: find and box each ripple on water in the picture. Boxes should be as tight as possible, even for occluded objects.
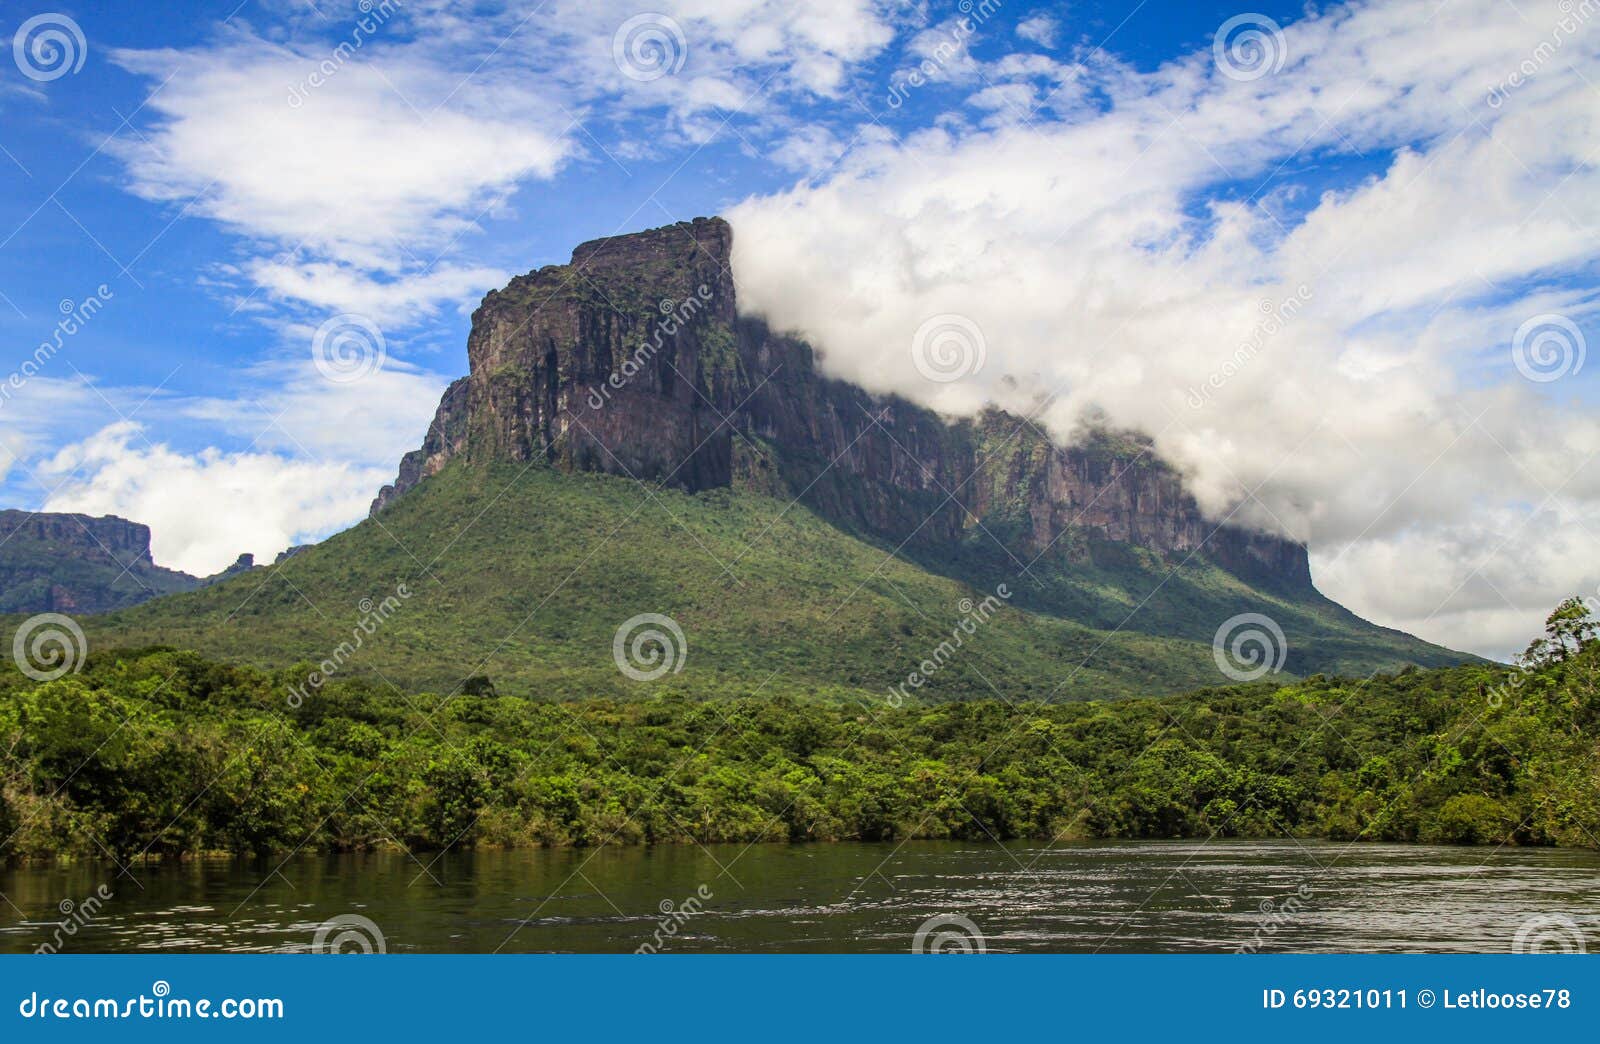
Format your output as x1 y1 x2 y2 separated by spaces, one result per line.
1 840 1596 953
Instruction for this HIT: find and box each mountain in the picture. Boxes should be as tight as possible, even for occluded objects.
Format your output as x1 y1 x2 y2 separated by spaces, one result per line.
81 217 1467 700
0 511 239 614
371 217 1303 594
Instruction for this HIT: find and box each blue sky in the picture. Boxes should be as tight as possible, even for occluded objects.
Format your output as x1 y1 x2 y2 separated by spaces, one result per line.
0 0 1313 419
1 0 1597 658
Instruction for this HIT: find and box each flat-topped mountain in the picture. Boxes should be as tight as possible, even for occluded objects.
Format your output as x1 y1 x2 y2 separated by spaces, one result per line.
375 217 1306 591
82 218 1465 699
0 510 212 613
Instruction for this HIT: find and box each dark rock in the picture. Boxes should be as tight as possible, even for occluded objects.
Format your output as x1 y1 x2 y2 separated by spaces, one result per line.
211 553 255 578
0 510 206 614
375 218 1313 590
0 510 156 564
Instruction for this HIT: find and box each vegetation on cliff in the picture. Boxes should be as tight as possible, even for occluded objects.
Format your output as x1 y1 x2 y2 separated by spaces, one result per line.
0 512 207 614
78 463 1463 704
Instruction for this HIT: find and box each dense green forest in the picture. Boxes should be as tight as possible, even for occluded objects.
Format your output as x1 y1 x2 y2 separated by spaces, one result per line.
2 601 1596 861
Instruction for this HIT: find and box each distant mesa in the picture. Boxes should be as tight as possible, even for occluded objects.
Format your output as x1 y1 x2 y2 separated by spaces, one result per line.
0 509 247 614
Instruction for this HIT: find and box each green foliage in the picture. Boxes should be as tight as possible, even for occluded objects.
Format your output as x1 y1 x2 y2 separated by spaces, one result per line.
1 629 1594 861
74 462 1464 705
1522 596 1600 667
0 533 200 614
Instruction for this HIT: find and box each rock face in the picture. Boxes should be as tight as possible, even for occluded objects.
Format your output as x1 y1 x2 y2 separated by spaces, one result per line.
371 219 742 512
0 511 247 614
0 511 193 613
374 217 1311 590
0 512 157 564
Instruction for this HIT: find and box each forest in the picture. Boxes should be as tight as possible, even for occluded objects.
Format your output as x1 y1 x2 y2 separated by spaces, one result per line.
2 601 1595 861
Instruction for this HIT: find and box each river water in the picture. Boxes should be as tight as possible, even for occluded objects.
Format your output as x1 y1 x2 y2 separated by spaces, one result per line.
2 840 1596 954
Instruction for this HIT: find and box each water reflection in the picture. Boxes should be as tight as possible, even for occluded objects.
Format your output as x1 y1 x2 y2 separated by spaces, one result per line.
1 840 1595 954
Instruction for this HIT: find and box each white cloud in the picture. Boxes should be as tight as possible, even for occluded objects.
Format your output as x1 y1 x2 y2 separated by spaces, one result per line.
5 358 446 576
967 82 1038 120
108 37 569 271
728 0 1600 657
241 259 506 324
39 421 390 575
106 0 905 266
1312 503 1600 660
0 376 131 485
767 124 850 172
100 0 907 349
1016 15 1060 48
180 357 448 469
620 0 897 99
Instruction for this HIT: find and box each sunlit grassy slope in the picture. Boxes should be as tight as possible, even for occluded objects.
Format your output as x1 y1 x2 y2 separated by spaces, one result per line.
85 462 1467 701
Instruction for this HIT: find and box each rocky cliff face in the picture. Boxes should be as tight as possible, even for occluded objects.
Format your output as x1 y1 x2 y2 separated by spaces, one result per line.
0 511 157 565
374 217 1311 590
0 511 250 614
372 219 743 512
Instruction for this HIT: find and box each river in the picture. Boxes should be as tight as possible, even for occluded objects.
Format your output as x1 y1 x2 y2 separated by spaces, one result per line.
2 840 1595 953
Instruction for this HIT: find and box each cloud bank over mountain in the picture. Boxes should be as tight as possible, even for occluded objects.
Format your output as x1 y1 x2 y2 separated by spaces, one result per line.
728 0 1600 656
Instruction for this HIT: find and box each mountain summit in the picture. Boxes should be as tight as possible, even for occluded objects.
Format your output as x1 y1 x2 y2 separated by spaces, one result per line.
375 217 1306 590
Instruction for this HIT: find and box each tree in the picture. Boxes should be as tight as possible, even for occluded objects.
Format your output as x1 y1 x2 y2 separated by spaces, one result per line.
460 675 497 698
1522 597 1598 666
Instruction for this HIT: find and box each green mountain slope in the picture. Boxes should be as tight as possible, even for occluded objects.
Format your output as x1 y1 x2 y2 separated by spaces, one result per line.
83 462 1466 702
